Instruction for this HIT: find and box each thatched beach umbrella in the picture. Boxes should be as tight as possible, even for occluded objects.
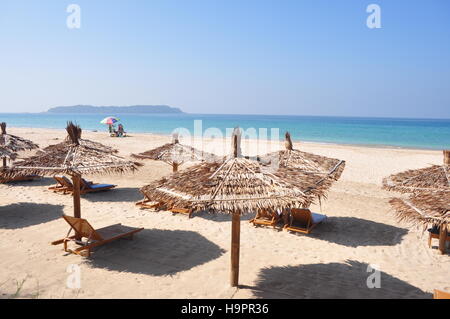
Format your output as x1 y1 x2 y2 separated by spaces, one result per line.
0 122 39 168
382 150 450 193
0 147 16 162
255 132 345 206
131 134 219 172
9 122 140 222
389 191 449 254
141 131 319 287
259 132 345 179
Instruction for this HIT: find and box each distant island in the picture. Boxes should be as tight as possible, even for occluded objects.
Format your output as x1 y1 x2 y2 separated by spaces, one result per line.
47 105 183 114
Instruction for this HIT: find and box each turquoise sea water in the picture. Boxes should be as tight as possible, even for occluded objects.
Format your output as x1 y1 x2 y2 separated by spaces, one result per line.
0 113 449 150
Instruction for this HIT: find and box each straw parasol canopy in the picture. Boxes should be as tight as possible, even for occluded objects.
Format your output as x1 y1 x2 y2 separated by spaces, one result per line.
258 132 345 180
389 191 450 229
141 156 316 213
389 191 449 254
0 147 16 162
0 147 17 181
140 129 327 287
9 122 141 221
35 132 118 158
382 150 450 193
131 133 220 172
10 123 137 176
0 122 39 154
0 122 39 168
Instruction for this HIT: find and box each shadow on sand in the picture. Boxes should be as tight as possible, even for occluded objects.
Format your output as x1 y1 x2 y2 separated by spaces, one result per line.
192 211 254 222
84 229 225 276
0 202 64 229
293 216 409 247
2 177 56 187
251 260 432 299
83 187 143 203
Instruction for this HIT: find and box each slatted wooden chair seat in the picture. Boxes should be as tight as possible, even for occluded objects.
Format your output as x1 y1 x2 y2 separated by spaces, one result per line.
428 225 450 248
284 208 327 234
48 176 73 194
249 209 281 228
49 176 116 195
170 207 194 218
80 178 116 194
135 196 192 217
434 289 450 299
135 195 162 210
51 215 144 257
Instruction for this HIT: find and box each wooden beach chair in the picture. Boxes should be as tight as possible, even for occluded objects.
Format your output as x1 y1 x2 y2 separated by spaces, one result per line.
249 209 281 228
170 207 194 218
51 215 144 257
434 289 450 299
135 195 162 210
49 176 116 195
135 195 191 217
80 178 116 194
284 208 327 234
49 176 73 194
427 226 450 249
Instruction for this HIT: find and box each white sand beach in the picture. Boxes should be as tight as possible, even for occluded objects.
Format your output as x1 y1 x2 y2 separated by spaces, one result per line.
0 127 448 299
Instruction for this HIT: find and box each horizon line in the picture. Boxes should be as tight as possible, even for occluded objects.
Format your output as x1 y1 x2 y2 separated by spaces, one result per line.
0 111 449 121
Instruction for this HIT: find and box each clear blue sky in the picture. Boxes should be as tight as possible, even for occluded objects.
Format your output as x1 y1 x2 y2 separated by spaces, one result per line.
1 0 449 118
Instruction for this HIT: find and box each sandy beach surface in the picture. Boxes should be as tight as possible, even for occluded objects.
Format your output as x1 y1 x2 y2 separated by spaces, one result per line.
0 127 448 299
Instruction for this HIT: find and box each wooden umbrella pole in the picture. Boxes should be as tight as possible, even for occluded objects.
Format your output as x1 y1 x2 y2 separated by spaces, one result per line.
444 150 450 165
230 128 242 287
438 223 447 255
71 173 82 240
173 163 179 172
72 173 82 219
2 157 6 168
230 211 241 287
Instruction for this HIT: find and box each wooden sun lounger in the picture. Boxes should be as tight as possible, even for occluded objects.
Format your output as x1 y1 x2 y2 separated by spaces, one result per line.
428 226 450 249
135 195 162 209
434 289 450 299
284 208 327 234
49 176 73 194
49 176 116 195
52 215 144 257
80 178 116 194
135 197 191 217
170 207 194 218
249 210 280 228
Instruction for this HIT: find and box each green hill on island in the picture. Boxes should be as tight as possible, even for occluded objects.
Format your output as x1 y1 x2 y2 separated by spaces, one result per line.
47 105 183 114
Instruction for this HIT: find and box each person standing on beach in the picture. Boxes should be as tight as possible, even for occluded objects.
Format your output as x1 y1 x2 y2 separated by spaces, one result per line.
108 124 118 136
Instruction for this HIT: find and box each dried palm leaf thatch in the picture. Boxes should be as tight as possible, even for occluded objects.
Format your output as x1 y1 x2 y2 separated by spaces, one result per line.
140 131 341 214
36 138 118 157
389 191 450 229
141 156 315 214
272 167 343 203
142 133 319 214
0 147 17 181
9 122 140 177
259 132 346 180
0 122 39 153
36 125 118 156
131 134 220 166
383 151 450 193
0 147 17 161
